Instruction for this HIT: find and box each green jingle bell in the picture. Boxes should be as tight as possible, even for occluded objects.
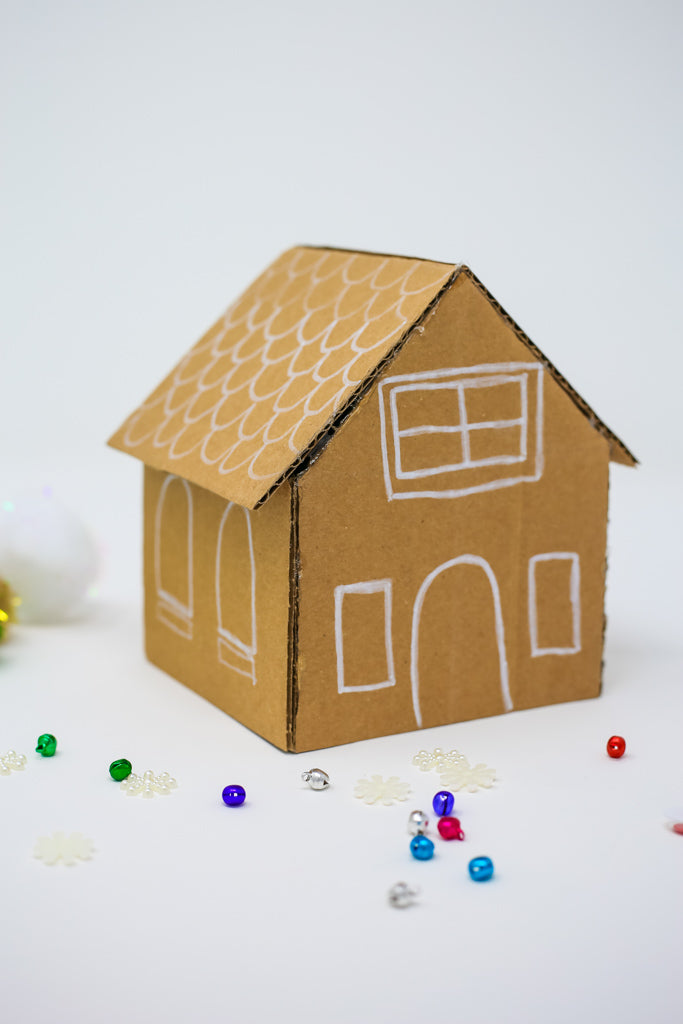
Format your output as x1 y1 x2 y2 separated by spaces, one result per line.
109 758 133 781
36 734 57 757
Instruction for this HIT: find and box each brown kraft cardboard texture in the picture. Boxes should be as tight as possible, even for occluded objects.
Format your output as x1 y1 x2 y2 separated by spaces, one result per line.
110 247 635 751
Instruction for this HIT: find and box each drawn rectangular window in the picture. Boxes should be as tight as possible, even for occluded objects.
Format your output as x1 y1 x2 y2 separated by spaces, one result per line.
467 423 524 465
334 580 396 693
398 430 465 477
528 553 581 656
464 378 523 423
378 363 544 501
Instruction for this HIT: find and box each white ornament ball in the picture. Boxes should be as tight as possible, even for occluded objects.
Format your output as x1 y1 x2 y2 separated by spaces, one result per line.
0 489 99 623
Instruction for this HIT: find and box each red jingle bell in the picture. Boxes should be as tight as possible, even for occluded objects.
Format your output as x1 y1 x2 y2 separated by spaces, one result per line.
437 816 465 841
606 735 626 759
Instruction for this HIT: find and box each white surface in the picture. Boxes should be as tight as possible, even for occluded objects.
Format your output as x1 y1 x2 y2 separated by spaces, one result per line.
1 2 682 1022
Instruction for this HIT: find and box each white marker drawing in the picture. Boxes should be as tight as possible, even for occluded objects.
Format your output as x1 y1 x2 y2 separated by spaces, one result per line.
528 552 581 656
154 475 194 639
410 555 512 728
118 248 453 494
334 579 396 693
215 502 257 683
378 363 544 500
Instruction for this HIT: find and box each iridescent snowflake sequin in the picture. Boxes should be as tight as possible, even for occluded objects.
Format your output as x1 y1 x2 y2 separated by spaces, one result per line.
439 760 496 792
120 770 178 798
354 775 412 805
34 831 94 866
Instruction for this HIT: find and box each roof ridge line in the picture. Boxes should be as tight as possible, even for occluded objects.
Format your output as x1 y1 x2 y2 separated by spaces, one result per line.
252 265 465 507
300 243 457 268
461 268 637 467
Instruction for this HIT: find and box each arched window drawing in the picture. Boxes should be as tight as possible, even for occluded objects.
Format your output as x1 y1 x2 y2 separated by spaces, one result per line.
154 475 194 639
410 555 511 728
215 502 257 684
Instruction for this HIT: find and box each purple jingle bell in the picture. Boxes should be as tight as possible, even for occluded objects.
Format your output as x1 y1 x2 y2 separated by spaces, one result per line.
432 790 455 817
222 784 246 807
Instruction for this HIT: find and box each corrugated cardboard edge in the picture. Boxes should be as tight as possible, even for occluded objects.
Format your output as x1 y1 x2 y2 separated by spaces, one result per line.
461 268 638 468
108 247 635 515
253 263 463 508
286 479 301 751
255 258 636 508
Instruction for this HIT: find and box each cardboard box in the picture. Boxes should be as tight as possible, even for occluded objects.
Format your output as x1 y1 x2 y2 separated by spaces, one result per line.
109 246 636 751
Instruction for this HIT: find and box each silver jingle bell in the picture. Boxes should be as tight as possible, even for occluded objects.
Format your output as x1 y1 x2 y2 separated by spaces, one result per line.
407 810 429 835
301 768 330 790
388 882 420 908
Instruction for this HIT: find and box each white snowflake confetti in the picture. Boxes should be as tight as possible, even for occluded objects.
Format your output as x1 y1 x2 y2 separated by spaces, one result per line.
34 832 95 866
120 769 178 798
412 748 467 773
439 758 497 792
0 750 27 775
354 775 412 805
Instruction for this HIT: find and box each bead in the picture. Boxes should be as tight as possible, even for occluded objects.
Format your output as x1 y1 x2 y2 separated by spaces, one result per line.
301 768 330 790
606 735 626 758
388 882 419 908
120 770 177 798
407 810 429 835
437 816 464 840
0 750 27 774
36 734 57 757
432 790 455 817
410 835 435 860
468 856 494 881
109 758 132 781
222 784 246 807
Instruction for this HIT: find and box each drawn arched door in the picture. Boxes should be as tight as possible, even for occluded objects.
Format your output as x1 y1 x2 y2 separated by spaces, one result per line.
154 475 194 638
410 555 512 728
215 503 257 684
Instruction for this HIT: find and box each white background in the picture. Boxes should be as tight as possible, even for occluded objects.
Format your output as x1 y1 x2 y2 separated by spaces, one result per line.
1 2 682 1022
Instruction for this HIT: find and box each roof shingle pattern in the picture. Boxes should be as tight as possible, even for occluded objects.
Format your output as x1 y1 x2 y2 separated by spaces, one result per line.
109 247 454 507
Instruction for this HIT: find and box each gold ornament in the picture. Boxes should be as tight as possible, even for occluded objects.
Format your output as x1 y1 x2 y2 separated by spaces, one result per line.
0 580 19 642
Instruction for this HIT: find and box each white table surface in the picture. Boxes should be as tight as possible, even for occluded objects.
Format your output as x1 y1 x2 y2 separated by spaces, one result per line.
2 3 682 1021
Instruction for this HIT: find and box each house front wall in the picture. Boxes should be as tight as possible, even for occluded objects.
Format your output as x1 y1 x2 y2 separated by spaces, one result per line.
143 465 292 750
294 273 610 751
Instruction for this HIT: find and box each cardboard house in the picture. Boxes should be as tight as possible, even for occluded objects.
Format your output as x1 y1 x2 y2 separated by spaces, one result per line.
109 246 636 752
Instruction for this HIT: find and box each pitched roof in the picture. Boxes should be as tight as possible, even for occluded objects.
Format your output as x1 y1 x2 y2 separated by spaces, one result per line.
108 247 456 508
109 246 636 508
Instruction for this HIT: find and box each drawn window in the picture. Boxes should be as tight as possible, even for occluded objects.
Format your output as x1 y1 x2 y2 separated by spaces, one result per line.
216 503 257 684
334 580 396 693
528 553 581 656
154 475 194 639
378 363 544 500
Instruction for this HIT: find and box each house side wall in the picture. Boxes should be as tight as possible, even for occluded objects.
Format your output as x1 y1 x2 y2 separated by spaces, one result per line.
294 274 610 751
143 466 292 750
